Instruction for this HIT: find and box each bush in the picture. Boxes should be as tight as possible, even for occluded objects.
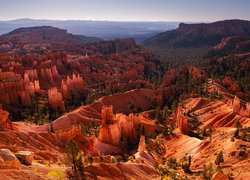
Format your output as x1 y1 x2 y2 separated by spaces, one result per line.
215 151 224 168
202 163 214 180
47 169 65 179
167 157 178 169
181 155 191 173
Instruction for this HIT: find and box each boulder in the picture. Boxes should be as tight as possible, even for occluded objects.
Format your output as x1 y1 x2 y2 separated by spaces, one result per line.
15 150 34 165
0 149 21 167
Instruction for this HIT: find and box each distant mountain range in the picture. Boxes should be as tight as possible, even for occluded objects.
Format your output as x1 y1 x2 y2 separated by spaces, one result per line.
142 19 250 48
0 26 101 53
0 18 179 42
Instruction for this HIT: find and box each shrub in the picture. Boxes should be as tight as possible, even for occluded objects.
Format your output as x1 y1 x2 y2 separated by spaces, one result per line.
202 163 214 180
215 151 224 169
65 140 85 178
181 160 190 173
47 169 65 179
167 157 178 169
111 156 117 163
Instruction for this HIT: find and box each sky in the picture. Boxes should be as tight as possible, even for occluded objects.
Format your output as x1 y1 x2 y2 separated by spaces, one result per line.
0 0 249 22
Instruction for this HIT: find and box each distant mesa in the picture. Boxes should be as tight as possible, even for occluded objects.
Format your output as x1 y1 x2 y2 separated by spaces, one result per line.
0 26 101 53
142 19 250 48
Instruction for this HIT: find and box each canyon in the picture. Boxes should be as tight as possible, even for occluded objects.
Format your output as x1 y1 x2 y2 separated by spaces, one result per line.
0 20 249 179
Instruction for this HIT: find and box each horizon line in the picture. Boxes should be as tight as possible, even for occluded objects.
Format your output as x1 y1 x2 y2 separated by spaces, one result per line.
0 17 219 23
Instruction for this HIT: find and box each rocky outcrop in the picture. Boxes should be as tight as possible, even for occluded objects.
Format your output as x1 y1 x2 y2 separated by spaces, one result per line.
98 105 160 148
101 106 114 125
143 19 250 48
48 87 65 111
119 115 137 140
0 72 33 106
39 61 60 85
55 125 82 140
233 96 241 113
212 173 229 180
15 151 34 165
60 73 84 100
0 109 11 129
66 73 84 92
93 138 122 154
0 149 21 167
138 136 146 153
34 80 40 93
176 105 191 134
233 96 250 117
98 123 121 146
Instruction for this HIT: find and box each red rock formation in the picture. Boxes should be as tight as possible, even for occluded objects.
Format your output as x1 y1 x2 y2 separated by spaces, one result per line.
66 73 84 91
0 149 21 168
138 136 146 153
118 114 137 141
60 80 68 99
0 72 33 106
233 96 250 117
24 69 38 81
233 96 241 113
98 123 121 146
98 105 161 148
55 125 82 140
48 87 65 111
34 80 40 93
101 106 114 125
60 73 84 99
176 105 191 134
0 109 11 129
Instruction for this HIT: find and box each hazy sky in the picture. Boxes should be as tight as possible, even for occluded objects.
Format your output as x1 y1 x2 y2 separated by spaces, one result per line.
0 0 249 22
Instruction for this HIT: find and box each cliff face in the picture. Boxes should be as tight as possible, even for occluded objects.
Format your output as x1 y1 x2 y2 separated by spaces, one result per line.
142 19 250 48
0 26 100 53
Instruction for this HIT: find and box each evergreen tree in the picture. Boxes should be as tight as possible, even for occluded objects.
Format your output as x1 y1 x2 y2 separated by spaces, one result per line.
215 151 224 167
65 140 85 179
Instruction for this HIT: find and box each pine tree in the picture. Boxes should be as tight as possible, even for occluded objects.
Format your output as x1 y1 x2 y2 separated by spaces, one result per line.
236 120 242 131
215 151 224 167
65 140 79 175
65 140 84 179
